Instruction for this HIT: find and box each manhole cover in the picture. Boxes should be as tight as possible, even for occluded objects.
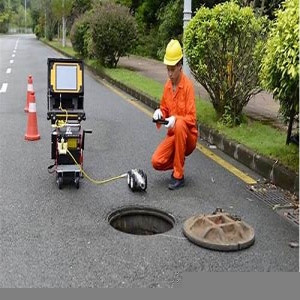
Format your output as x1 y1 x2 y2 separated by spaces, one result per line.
183 212 255 251
108 206 175 236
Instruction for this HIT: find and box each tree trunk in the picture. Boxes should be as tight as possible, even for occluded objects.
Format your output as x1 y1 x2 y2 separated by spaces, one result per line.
62 16 66 48
286 108 295 145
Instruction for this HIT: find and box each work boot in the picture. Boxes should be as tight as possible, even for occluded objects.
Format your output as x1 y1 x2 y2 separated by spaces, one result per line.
168 177 185 190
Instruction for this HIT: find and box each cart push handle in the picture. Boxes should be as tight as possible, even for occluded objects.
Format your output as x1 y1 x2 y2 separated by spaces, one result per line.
82 129 92 150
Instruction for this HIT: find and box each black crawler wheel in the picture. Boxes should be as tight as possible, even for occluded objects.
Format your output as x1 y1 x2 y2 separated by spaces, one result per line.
137 169 147 191
130 174 136 192
142 173 147 191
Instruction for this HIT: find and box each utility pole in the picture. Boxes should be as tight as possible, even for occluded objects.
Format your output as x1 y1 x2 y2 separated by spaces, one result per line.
183 0 192 78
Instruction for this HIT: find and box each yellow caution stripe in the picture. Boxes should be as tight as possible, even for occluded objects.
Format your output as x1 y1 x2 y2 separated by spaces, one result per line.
196 143 257 185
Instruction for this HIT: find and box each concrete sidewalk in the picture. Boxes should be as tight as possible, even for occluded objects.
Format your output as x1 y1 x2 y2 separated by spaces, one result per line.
118 55 284 129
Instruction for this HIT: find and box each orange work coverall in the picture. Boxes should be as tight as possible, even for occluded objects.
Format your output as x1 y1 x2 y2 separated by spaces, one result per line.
151 73 198 180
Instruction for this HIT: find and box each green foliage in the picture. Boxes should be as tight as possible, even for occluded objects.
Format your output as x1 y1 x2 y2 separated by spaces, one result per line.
184 1 268 126
51 0 73 20
156 0 183 59
0 0 24 32
27 0 284 59
33 13 46 39
135 0 169 30
89 2 138 68
70 14 91 57
260 0 299 121
0 11 10 33
133 27 161 58
34 23 43 39
31 8 41 33
133 0 175 59
71 0 93 17
44 0 56 41
68 0 93 29
104 67 164 99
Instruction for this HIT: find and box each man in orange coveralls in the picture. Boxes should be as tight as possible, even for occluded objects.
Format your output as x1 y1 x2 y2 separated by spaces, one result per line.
152 39 198 190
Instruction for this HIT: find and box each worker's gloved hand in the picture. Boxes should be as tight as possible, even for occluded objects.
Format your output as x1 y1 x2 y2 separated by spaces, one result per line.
153 108 163 120
165 116 176 129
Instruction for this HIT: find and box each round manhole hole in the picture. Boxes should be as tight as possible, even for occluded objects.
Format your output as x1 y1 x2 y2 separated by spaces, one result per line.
108 206 175 236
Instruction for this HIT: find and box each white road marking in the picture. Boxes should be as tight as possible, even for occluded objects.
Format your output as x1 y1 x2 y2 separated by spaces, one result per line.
6 68 11 74
10 60 14 64
12 54 15 57
0 83 8 93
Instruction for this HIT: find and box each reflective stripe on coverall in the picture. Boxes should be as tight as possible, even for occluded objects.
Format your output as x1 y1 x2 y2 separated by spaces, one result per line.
151 73 198 179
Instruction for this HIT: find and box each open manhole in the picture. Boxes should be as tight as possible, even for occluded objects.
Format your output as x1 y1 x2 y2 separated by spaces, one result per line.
108 206 175 236
183 211 255 251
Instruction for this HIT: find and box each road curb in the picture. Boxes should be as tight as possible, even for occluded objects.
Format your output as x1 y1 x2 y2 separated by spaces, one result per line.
95 69 299 194
199 124 299 193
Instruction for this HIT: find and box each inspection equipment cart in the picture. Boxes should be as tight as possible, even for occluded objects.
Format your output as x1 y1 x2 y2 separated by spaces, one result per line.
47 58 91 189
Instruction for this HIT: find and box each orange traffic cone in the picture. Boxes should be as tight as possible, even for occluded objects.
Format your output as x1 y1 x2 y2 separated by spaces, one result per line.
25 91 40 141
24 75 34 112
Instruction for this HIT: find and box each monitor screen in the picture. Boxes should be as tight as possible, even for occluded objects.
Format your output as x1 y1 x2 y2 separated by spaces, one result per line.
55 65 77 91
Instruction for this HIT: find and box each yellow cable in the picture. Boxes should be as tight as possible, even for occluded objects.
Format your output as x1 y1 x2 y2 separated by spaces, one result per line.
59 103 68 124
66 149 127 185
52 105 69 128
55 105 127 184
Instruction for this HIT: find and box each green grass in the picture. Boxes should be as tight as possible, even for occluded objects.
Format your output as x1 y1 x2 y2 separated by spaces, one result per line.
43 38 78 57
46 40 299 173
215 120 299 169
196 96 298 171
103 68 163 100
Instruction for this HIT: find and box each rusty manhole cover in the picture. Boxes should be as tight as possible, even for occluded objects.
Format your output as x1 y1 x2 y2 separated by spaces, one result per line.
183 211 255 251
108 206 175 236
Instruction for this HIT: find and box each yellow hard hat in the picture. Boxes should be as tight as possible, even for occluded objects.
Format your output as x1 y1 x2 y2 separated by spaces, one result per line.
164 39 183 66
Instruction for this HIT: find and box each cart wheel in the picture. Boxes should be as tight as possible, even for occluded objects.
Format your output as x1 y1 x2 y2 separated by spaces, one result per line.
75 177 80 189
57 176 63 189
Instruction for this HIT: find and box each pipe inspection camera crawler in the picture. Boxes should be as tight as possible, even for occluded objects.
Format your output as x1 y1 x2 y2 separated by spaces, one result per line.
47 58 92 189
47 58 147 192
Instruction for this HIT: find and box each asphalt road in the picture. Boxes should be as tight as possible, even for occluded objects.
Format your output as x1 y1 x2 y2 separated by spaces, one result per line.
0 34 298 288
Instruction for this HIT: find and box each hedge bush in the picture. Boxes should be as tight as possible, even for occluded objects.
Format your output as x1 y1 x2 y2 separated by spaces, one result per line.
184 2 268 126
70 14 91 58
89 2 138 68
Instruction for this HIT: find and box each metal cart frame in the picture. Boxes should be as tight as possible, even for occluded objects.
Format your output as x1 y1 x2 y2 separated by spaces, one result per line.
47 58 91 189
